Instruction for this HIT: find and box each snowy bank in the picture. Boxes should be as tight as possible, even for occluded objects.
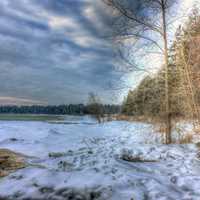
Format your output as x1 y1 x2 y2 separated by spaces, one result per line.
0 117 200 199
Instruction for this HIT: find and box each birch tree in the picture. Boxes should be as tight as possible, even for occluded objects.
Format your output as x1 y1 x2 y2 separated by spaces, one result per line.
103 0 178 144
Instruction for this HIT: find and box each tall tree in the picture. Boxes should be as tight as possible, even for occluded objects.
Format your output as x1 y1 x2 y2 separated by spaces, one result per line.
103 0 177 143
87 92 104 123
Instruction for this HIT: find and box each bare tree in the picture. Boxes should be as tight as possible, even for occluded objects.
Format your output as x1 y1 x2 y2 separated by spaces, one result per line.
103 0 178 144
174 7 200 131
87 92 104 123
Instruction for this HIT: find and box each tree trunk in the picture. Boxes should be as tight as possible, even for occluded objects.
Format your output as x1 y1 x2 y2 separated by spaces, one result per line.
161 0 172 144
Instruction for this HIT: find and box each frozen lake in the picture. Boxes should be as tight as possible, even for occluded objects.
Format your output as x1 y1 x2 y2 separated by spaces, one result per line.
0 116 200 200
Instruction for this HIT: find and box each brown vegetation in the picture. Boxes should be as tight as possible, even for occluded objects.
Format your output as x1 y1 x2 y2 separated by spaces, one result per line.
103 0 177 144
122 7 200 138
0 149 26 177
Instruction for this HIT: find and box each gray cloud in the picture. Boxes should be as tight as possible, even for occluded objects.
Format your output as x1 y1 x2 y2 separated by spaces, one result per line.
0 0 124 105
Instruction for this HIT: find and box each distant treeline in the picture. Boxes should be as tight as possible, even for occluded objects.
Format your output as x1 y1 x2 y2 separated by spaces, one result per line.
0 104 121 115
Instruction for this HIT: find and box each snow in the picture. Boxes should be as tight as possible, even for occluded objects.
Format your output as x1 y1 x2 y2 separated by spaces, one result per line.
0 116 200 200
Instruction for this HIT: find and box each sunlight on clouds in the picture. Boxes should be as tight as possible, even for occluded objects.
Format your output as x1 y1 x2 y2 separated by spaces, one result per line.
72 35 93 47
49 16 77 29
48 16 76 29
83 5 107 33
84 6 97 21
0 96 46 105
83 2 115 32
39 11 78 30
40 9 106 48
182 0 196 10
72 35 108 48
40 11 99 47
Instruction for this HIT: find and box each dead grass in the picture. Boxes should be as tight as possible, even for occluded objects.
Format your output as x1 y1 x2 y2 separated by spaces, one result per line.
113 114 155 123
0 149 26 177
178 134 193 144
110 114 197 144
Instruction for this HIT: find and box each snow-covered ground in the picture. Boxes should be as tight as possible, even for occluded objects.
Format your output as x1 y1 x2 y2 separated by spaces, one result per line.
0 116 200 200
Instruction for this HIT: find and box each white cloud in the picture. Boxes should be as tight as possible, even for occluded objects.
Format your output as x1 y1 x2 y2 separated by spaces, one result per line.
0 96 46 105
48 16 77 29
182 0 196 11
38 10 79 30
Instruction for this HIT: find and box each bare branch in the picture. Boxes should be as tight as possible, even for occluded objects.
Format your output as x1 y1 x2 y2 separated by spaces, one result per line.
105 0 164 35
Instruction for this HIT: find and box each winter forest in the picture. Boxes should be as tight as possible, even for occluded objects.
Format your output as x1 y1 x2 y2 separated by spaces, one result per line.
1 0 200 200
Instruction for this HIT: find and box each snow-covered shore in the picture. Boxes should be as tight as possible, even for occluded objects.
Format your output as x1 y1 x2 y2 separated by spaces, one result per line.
0 116 200 200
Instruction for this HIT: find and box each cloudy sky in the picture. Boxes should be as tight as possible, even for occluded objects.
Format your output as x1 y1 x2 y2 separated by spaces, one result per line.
0 0 196 105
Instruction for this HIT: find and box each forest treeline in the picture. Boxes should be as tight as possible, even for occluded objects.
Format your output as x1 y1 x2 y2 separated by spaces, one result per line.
122 7 200 122
0 104 121 115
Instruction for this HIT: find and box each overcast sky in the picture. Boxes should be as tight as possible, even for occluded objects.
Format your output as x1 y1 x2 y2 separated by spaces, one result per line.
0 0 196 105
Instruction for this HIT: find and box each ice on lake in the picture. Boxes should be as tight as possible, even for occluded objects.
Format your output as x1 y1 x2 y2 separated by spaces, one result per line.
0 115 200 200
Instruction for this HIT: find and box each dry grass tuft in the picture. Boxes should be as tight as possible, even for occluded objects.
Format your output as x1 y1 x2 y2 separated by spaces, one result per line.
178 134 193 144
0 149 26 177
